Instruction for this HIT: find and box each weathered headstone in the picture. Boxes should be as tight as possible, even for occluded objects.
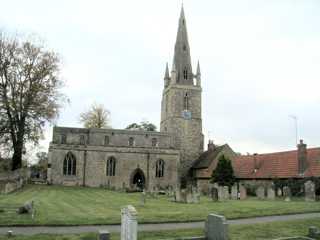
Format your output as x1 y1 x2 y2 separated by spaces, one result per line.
17 201 33 214
231 185 238 200
277 188 282 197
175 189 181 202
121 205 137 240
304 180 316 202
239 184 247 200
98 230 110 240
4 182 17 194
210 187 218 201
283 186 291 201
267 187 275 200
205 214 228 240
180 189 187 203
193 188 200 203
186 190 193 204
256 186 265 200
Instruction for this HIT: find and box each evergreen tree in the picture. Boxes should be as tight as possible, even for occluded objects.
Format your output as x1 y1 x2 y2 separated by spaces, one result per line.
210 155 236 187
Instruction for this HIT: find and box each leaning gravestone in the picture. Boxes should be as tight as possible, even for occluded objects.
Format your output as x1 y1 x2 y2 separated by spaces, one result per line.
283 186 291 202
205 214 228 240
304 181 316 202
231 185 238 200
239 184 247 200
17 201 33 214
256 186 265 200
267 187 276 200
121 205 137 240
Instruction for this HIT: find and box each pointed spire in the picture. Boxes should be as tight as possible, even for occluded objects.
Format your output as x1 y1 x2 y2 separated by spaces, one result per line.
164 62 170 79
196 60 201 86
172 4 193 85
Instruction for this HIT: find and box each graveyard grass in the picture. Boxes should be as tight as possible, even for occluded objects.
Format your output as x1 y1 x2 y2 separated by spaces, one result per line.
0 185 320 226
0 218 319 240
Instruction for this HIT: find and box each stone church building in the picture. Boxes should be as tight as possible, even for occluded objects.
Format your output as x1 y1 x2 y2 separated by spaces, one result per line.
47 6 204 190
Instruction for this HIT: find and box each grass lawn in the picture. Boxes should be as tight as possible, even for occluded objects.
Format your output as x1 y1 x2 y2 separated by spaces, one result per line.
0 218 319 240
0 184 319 226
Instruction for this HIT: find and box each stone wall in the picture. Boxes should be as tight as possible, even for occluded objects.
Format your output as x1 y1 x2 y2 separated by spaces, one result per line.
48 144 179 190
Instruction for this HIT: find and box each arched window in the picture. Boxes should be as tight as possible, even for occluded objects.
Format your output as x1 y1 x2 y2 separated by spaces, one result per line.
106 157 116 176
156 159 165 178
183 93 189 110
183 68 188 80
63 152 76 176
128 137 134 147
80 135 85 145
151 138 158 147
61 134 66 144
104 136 110 146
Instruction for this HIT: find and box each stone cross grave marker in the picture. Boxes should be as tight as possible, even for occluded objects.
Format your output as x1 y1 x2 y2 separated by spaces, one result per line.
121 205 137 240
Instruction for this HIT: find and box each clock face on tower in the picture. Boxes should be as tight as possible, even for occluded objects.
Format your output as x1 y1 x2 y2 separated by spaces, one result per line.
182 110 192 120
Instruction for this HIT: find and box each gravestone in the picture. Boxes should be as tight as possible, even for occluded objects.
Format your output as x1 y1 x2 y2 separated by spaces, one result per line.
304 181 316 202
186 190 193 204
308 226 320 239
193 188 200 203
121 205 137 240
17 201 33 214
98 230 110 240
175 189 181 202
239 185 247 200
283 186 291 201
205 214 228 240
277 188 282 197
256 186 265 200
210 187 219 201
231 185 238 200
140 190 146 206
267 187 276 200
180 189 187 203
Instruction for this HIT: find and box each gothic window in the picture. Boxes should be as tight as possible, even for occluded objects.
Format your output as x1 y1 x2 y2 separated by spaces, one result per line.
156 159 165 178
104 136 110 146
80 135 85 145
106 156 116 176
128 137 135 147
61 134 66 144
183 68 188 80
63 152 76 176
151 138 158 147
183 93 189 110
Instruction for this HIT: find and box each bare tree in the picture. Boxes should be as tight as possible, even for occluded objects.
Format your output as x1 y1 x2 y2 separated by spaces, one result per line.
79 103 111 129
0 31 66 170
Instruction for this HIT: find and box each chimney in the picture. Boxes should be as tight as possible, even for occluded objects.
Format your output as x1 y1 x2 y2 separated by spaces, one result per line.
297 139 307 174
253 153 258 171
208 140 215 151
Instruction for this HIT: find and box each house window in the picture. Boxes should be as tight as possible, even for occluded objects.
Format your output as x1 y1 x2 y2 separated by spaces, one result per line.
128 137 134 147
104 136 110 146
61 134 66 144
183 68 188 80
183 93 189 110
156 159 165 178
79 135 85 145
106 157 116 176
152 138 158 147
63 152 76 176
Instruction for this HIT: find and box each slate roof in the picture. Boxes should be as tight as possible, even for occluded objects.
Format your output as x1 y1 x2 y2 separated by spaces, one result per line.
192 145 227 169
232 147 320 179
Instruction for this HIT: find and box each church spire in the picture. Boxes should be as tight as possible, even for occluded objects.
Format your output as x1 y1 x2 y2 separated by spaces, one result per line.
164 62 170 87
173 5 193 85
196 60 201 86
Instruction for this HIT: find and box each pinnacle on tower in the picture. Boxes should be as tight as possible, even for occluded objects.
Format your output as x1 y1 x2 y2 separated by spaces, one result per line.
164 62 170 87
173 5 193 85
196 60 201 86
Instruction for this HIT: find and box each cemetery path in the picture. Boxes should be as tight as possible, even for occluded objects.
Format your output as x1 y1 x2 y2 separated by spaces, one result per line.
0 212 319 235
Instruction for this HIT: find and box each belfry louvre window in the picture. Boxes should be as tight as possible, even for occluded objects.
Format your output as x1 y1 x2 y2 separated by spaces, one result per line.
183 68 188 80
128 137 134 147
156 159 165 178
63 152 76 176
183 93 189 110
106 157 116 176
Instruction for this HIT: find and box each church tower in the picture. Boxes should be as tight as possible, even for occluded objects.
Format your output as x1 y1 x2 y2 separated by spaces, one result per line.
160 6 204 184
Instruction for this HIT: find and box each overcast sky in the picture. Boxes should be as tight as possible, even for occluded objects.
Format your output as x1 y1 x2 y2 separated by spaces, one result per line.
1 0 320 156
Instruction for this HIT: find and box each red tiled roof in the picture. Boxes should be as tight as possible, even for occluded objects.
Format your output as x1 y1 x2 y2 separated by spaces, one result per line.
232 148 320 179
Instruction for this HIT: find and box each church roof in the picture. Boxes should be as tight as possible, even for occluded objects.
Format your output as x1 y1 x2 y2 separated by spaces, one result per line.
232 147 320 179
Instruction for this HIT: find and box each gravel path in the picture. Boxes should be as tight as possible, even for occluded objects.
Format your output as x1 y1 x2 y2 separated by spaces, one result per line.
0 212 319 235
